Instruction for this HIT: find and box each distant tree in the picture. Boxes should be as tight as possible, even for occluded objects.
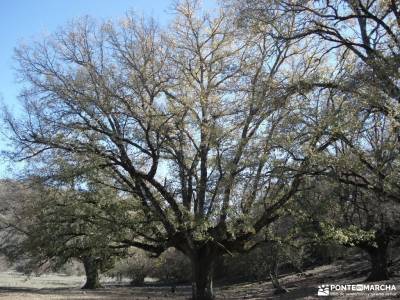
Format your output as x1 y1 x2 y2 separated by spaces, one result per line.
315 89 399 281
0 179 41 264
151 247 192 284
0 176 140 289
108 249 153 286
293 175 400 281
328 184 399 281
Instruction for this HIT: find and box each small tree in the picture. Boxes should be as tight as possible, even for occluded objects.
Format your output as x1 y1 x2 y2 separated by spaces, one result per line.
0 177 136 289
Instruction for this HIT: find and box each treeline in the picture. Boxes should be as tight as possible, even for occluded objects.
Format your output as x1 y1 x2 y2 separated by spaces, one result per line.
0 0 400 299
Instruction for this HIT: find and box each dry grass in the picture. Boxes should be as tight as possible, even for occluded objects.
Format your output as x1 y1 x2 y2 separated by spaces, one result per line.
1 259 399 299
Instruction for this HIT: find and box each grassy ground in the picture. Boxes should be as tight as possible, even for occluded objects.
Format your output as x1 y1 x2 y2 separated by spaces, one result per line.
0 259 399 299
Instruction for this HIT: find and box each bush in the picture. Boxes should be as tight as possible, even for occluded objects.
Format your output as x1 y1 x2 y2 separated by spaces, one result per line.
107 247 191 285
151 248 191 283
108 250 152 285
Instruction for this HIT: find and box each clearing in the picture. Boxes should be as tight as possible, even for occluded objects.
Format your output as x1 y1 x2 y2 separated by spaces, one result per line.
0 258 399 299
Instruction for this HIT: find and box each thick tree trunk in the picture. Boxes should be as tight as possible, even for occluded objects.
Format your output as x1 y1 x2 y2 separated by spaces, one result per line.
81 256 102 289
363 230 390 282
190 250 215 300
365 246 389 282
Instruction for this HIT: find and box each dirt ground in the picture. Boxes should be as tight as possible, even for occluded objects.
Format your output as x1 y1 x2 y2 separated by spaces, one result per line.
0 259 399 299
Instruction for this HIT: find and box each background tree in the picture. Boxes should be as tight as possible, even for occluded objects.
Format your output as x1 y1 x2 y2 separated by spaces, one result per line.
0 174 142 289
232 0 400 281
312 85 400 281
0 178 41 270
292 173 400 281
108 247 192 286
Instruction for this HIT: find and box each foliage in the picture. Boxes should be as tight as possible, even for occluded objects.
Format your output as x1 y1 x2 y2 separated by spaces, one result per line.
151 248 191 283
108 250 153 285
2 0 400 297
0 177 138 276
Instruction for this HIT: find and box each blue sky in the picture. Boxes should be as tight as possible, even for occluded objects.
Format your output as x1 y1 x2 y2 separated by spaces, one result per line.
0 0 182 178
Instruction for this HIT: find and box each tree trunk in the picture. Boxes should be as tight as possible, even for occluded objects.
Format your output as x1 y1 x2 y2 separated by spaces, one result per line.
269 259 287 294
364 231 390 282
365 245 389 281
191 250 215 300
81 256 102 289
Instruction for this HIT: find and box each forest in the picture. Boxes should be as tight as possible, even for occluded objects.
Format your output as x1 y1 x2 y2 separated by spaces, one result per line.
0 0 400 299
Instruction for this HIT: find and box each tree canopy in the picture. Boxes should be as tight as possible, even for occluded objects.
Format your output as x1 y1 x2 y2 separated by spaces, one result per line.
2 0 400 299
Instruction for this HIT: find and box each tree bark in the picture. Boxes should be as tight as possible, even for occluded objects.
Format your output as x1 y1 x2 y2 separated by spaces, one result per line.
190 249 216 300
365 245 390 281
363 231 390 282
270 259 287 294
81 256 102 289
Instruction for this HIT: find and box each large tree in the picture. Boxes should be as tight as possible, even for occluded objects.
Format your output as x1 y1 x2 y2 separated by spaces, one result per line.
294 176 400 282
3 1 329 298
234 0 400 280
317 108 400 281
